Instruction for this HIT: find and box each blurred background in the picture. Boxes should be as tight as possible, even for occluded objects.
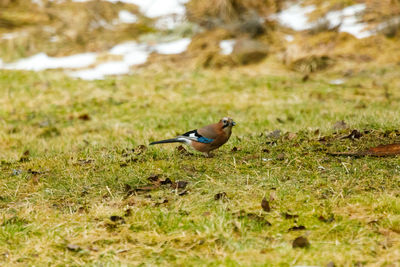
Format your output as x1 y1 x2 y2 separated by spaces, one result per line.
1 0 399 79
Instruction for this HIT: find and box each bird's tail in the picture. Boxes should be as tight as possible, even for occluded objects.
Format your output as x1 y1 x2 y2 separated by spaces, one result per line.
150 138 186 145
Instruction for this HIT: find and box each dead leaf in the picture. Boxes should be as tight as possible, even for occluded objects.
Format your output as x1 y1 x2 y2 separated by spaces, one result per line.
110 215 125 223
318 214 335 223
292 236 310 248
237 211 271 226
329 143 400 157
178 190 188 196
302 74 309 82
124 208 132 217
147 174 160 183
135 145 147 155
342 129 363 140
214 192 227 200
78 114 91 121
19 150 30 162
172 181 188 190
267 130 281 138
261 197 271 212
155 199 168 206
287 132 297 140
231 147 240 152
161 178 172 185
269 191 277 202
276 153 285 161
289 225 306 231
176 145 192 155
67 244 81 252
333 120 348 130
283 212 298 219
326 261 336 267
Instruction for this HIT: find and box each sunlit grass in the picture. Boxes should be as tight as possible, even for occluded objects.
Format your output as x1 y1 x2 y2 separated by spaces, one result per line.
0 64 399 265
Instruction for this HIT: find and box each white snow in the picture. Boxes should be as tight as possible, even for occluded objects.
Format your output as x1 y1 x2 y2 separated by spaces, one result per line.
118 10 138 24
329 79 345 85
3 52 97 71
129 0 188 18
219 40 236 55
284 35 294 42
153 38 191 54
325 4 370 39
273 4 316 31
274 3 370 39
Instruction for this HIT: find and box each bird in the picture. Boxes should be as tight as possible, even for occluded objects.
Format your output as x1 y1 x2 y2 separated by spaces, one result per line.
150 117 236 156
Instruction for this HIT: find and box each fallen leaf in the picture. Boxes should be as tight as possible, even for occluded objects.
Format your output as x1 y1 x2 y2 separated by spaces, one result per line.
326 261 336 267
333 120 348 130
202 212 211 217
172 181 188 190
289 225 306 231
231 147 240 152
19 150 30 162
276 153 285 161
147 174 160 183
78 114 91 121
161 178 172 185
214 192 227 200
302 74 309 82
176 145 192 155
267 130 281 138
342 129 363 140
283 212 299 219
178 190 188 196
110 215 125 223
292 236 310 248
329 143 400 157
318 214 335 223
154 199 168 206
287 132 297 140
67 244 81 252
261 197 271 212
237 211 271 226
124 208 132 217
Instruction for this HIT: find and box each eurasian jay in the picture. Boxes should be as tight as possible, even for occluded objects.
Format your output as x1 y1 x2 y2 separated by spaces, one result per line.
150 117 236 156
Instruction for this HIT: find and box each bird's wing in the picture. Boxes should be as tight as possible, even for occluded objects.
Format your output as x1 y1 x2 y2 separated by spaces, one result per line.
197 123 219 139
180 129 214 144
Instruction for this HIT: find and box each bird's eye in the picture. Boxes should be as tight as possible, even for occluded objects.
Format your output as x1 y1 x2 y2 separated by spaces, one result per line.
223 120 227 123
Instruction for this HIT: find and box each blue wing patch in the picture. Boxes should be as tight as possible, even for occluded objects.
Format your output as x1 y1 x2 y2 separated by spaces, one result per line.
197 136 214 144
182 130 214 144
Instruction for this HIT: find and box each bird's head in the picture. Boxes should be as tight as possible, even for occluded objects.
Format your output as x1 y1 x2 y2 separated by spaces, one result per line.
220 117 236 133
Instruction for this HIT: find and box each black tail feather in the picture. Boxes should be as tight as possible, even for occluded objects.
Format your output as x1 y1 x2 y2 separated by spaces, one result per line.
150 138 185 145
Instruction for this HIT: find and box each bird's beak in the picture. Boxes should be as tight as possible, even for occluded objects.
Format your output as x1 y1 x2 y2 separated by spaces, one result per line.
231 121 236 126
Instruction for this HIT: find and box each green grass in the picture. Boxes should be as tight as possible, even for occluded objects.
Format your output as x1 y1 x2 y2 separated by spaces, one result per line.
0 64 399 266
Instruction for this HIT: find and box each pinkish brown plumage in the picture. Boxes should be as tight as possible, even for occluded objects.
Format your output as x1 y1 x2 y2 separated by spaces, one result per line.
150 117 236 156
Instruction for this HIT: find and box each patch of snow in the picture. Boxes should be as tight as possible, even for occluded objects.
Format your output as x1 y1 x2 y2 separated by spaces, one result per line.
329 79 345 85
69 61 131 80
2 52 97 71
273 4 316 31
325 4 370 39
273 3 370 38
119 10 138 24
284 35 294 42
153 38 191 54
219 40 236 55
129 0 189 18
2 32 21 40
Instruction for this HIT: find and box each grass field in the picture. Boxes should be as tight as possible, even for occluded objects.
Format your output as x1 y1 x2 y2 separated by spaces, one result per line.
0 62 400 266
